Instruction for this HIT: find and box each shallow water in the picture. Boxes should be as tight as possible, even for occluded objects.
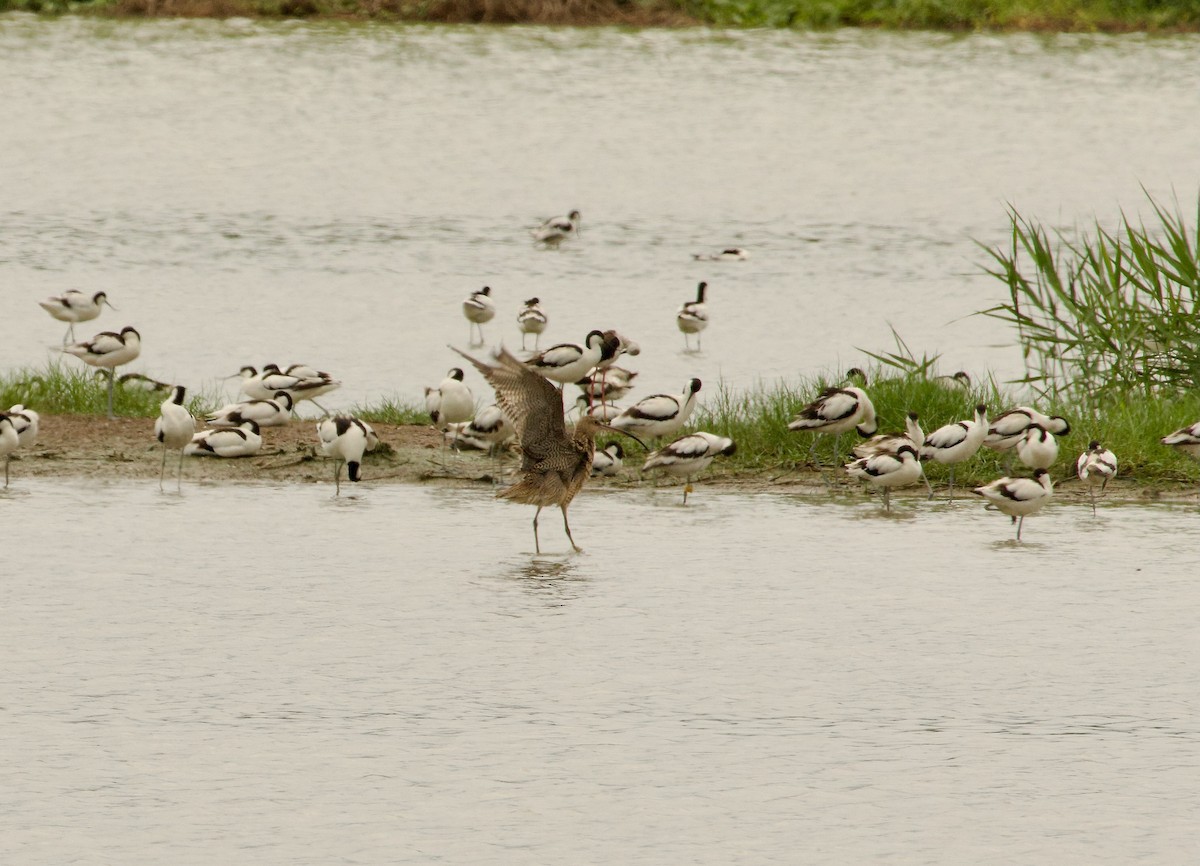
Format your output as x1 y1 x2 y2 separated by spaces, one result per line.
3 21 1200 408
3 479 1200 863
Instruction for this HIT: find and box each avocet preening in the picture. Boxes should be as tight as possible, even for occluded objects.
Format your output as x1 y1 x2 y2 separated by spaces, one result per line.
317 415 373 495
919 404 988 501
463 286 496 347
1015 423 1059 470
1160 422 1200 499
643 431 736 504
184 420 262 458
984 406 1071 453
62 326 142 420
7 404 39 449
206 391 294 428
1076 440 1118 515
524 329 615 387
610 378 702 441
677 281 709 351
154 385 195 491
692 248 749 262
236 365 341 411
973 469 1054 541
113 371 172 393
853 412 931 497
845 443 924 512
532 210 581 246
517 297 548 350
787 369 878 468
576 367 637 404
0 413 19 488
446 404 515 456
38 290 115 343
591 442 625 477
426 367 475 456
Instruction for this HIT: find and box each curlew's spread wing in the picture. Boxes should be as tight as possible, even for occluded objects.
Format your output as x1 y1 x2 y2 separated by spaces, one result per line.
452 345 565 462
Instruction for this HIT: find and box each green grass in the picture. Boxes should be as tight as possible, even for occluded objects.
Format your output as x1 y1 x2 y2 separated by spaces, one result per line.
351 396 430 426
0 362 220 418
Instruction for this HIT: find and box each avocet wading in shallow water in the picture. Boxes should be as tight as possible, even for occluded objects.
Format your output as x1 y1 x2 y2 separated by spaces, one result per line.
154 385 195 491
1076 440 1117 515
973 469 1054 541
516 297 548 350
643 431 736 504
918 404 988 501
844 443 924 513
317 415 375 495
463 286 496 347
38 290 116 343
787 368 877 469
676 281 709 351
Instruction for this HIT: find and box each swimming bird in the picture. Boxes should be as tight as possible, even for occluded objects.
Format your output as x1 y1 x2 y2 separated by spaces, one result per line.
609 378 702 441
154 385 195 491
692 248 749 262
591 442 625 477
525 329 615 386
787 369 877 469
452 344 644 554
6 404 39 449
919 404 988 501
38 290 115 343
517 297 548 350
984 407 1071 453
205 391 294 428
1015 423 1059 470
643 431 736 503
844 443 924 512
463 286 496 347
62 326 142 419
317 415 373 495
677 281 709 351
184 420 262 458
0 414 19 488
973 469 1054 541
1076 440 1117 515
532 210 581 246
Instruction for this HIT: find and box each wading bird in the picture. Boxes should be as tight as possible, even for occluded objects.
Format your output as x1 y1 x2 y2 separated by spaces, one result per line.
517 297 548 350
972 469 1054 541
919 404 988 501
787 369 877 470
425 367 475 455
0 413 19 488
463 286 496 347
154 385 195 491
853 411 931 497
317 415 373 495
38 290 115 343
206 391 294 428
844 443 924 512
591 442 624 477
985 406 1070 453
185 420 262 458
532 210 581 246
609 378 702 442
1015 423 1059 470
1076 440 1117 515
677 281 709 351
643 431 736 504
525 329 615 387
6 404 39 449
453 344 643 555
62 326 142 420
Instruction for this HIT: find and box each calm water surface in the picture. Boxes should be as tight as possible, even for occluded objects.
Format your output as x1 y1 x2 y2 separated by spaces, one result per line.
3 480 1200 863
2 20 1200 406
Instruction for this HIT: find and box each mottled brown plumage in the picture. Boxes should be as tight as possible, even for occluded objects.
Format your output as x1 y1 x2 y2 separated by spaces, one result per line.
453 345 618 554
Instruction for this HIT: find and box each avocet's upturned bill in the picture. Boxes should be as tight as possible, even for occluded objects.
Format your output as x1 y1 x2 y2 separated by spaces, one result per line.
610 378 702 441
643 431 736 503
62 326 142 419
184 420 262 458
1076 440 1117 515
154 385 195 491
973 469 1054 541
677 281 709 351
38 290 116 343
317 415 373 495
844 443 924 512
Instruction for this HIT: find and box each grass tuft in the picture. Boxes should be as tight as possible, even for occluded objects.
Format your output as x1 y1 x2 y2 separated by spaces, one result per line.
0 362 220 419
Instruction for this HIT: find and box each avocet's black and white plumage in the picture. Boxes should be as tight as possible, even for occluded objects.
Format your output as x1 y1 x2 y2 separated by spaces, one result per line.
425 368 474 429
973 469 1054 541
236 365 341 409
463 286 496 347
692 248 749 262
1015 423 1059 470
184 420 262 458
576 367 637 404
317 415 373 494
525 330 615 386
0 413 19 488
38 290 115 343
1076 440 1117 515
984 406 1071 452
532 210 581 246
6 404 39 449
787 370 878 466
591 442 625 477
517 297 548 350
610 378 702 441
919 404 988 501
572 395 624 422
853 411 925 459
113 371 172 393
206 391 294 428
62 326 142 420
154 385 195 490
461 403 513 452
844 443 924 512
1161 422 1200 459
676 281 709 351
643 431 735 503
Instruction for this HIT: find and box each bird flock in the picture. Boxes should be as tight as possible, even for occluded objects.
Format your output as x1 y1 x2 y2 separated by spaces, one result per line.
8 217 1200 552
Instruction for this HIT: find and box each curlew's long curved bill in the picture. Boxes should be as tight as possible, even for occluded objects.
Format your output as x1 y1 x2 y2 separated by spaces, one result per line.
597 422 648 452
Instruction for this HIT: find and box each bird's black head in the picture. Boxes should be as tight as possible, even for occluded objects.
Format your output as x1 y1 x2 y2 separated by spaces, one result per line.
1088 439 1102 450
263 363 281 373
449 368 464 381
976 403 987 415
568 210 581 220
119 326 140 338
845 367 867 385
170 385 186 405
525 297 540 306
721 440 738 457
242 420 261 434
906 411 919 421
688 378 703 394
609 442 625 458
480 286 491 296
1033 468 1049 478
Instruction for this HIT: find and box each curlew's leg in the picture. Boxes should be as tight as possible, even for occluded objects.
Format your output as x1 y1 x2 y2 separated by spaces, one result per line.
561 504 581 553
159 444 168 491
532 506 542 555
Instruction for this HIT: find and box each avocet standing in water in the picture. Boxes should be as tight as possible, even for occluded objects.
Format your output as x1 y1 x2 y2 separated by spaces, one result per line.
1076 440 1117 515
787 369 877 468
985 406 1071 453
62 326 142 419
919 404 988 501
154 385 195 491
532 210 581 247
463 286 496 347
853 412 931 497
185 420 262 458
610 378 702 441
38 290 116 343
317 415 373 495
973 469 1054 541
643 431 736 504
676 281 709 351
517 297 548 350
844 443 924 512
0 413 19 488
1015 423 1059 470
